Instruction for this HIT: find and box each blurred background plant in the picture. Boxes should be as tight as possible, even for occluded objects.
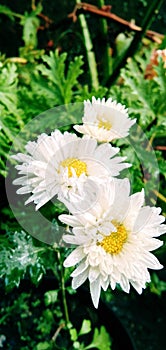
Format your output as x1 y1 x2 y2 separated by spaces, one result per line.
0 0 166 349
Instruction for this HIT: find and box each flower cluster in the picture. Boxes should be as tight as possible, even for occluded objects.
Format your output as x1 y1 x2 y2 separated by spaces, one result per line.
12 97 165 308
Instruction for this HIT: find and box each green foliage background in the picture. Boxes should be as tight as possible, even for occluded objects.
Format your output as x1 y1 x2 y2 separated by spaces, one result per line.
0 1 166 349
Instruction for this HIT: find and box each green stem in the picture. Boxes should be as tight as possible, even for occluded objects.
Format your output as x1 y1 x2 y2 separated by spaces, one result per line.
57 250 70 326
106 0 164 87
97 0 112 83
76 0 99 89
11 12 24 19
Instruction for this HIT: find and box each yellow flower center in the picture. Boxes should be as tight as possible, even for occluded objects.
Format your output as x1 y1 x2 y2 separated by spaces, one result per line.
98 119 112 130
98 222 128 255
60 157 87 177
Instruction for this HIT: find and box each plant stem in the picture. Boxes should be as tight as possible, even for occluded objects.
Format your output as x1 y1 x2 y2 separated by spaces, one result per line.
106 0 164 86
152 190 166 203
97 0 112 83
57 250 70 326
155 146 166 151
75 0 99 89
52 323 65 342
11 12 24 19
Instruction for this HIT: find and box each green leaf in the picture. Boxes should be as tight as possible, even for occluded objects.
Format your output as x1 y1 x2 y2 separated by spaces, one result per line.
154 58 166 95
37 50 84 104
44 290 58 306
75 85 108 102
120 61 156 128
0 5 15 21
79 319 91 336
86 326 112 350
70 328 78 341
110 56 166 130
0 231 46 290
113 33 133 70
0 62 26 177
21 12 40 48
36 342 51 350
64 56 84 103
0 63 18 111
73 341 81 349
31 3 43 16
149 273 166 296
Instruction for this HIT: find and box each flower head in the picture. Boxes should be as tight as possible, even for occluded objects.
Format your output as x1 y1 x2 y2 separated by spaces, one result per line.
74 97 136 143
12 130 130 210
59 179 165 308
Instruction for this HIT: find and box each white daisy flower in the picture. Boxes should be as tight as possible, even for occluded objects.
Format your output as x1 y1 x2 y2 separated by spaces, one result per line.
59 179 165 308
74 96 136 142
12 130 130 210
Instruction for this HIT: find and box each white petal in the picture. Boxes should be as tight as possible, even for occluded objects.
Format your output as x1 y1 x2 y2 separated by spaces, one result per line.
100 277 109 291
71 261 88 277
72 270 88 289
59 214 81 227
89 267 100 283
64 247 84 267
141 252 163 270
119 274 130 293
140 237 163 251
134 206 165 233
16 186 32 194
90 278 101 308
11 153 33 162
130 280 143 294
12 125 132 209
110 278 116 290
94 143 119 160
77 97 135 143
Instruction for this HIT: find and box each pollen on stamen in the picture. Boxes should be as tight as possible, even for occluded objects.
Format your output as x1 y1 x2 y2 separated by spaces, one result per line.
60 158 88 178
98 222 128 254
98 119 112 131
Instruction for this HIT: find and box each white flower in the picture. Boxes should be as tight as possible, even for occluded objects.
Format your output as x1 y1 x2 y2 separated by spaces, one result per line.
12 130 130 210
74 96 136 142
59 179 165 308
